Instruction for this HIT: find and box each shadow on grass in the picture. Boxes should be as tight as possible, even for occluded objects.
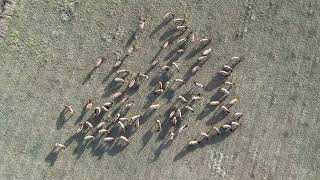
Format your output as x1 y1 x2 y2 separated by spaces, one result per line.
173 128 236 161
204 73 226 92
196 90 227 120
74 106 88 125
139 128 154 151
56 108 73 130
82 66 98 85
45 148 59 166
101 54 129 83
150 16 174 38
184 40 211 60
125 28 139 49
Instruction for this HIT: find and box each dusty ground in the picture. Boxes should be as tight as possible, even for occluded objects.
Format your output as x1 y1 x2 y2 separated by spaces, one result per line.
0 0 319 179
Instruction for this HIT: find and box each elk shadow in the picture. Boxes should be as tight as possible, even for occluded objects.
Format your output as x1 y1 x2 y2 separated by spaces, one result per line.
163 45 181 62
82 66 98 85
106 141 129 156
164 31 188 50
45 148 59 166
159 25 178 42
148 70 172 87
156 107 177 141
140 110 156 125
204 73 226 92
153 106 185 158
150 16 174 38
161 88 175 103
175 59 208 89
74 106 88 125
197 90 227 120
144 91 160 109
150 48 163 63
102 54 129 83
90 139 111 159
72 131 89 160
206 109 229 126
153 139 173 161
87 134 106 159
71 111 107 159
139 128 154 151
184 40 211 60
125 28 139 49
173 129 236 161
163 32 190 62
102 80 123 98
56 108 72 130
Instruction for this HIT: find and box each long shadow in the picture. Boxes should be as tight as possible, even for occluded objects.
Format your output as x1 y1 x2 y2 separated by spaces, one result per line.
201 56 244 92
163 32 191 62
173 128 236 161
204 73 226 92
101 68 116 84
72 113 106 160
64 131 87 148
165 30 188 49
206 109 229 126
91 116 140 158
74 106 88 125
197 90 227 120
163 45 181 61
56 108 72 130
72 125 105 160
86 133 105 157
144 63 158 75
102 80 123 98
172 144 198 161
101 110 155 154
139 128 154 151
109 106 122 121
154 110 184 158
98 124 134 157
150 16 174 38
68 131 89 160
45 148 59 166
153 139 173 161
126 83 140 96
125 28 139 49
45 130 88 165
93 110 143 157
161 88 175 103
176 58 209 89
148 70 172 88
140 110 156 125
82 66 98 85
158 98 189 143
102 54 129 83
73 141 88 160
106 140 129 156
205 103 235 126
89 111 107 127
156 106 179 141
90 139 110 159
159 25 179 42
144 91 160 109
184 40 211 60
150 48 163 63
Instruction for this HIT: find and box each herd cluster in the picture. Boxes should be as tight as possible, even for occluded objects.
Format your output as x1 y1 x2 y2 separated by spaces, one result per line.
50 12 244 161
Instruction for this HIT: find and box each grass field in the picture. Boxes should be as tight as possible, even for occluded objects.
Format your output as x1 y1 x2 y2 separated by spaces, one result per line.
0 0 319 179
